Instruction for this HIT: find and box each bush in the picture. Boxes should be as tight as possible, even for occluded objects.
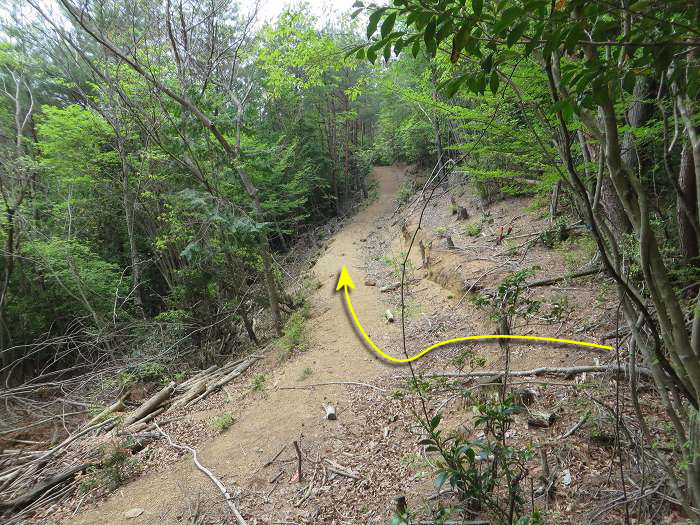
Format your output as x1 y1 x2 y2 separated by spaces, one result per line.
211 412 236 432
250 372 266 391
462 223 482 237
396 181 415 207
79 440 135 495
416 399 533 523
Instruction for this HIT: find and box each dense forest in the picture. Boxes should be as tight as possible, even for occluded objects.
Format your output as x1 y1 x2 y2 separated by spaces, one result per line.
1 0 700 523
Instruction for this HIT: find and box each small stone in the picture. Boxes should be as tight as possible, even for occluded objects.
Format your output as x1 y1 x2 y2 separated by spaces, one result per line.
364 279 376 286
562 469 572 486
124 508 144 519
360 238 367 242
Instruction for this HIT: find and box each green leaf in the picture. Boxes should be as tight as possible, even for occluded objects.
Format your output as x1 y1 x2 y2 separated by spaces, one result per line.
351 8 363 19
436 19 454 44
507 21 528 47
430 413 442 430
352 0 364 6
381 12 397 38
622 71 635 93
524 24 544 56
435 471 450 491
355 48 365 60
412 39 421 58
424 17 437 55
473 0 483 16
563 23 584 53
366 46 377 63
367 9 385 39
494 6 523 35
490 69 500 94
481 53 493 72
383 42 392 62
445 76 467 97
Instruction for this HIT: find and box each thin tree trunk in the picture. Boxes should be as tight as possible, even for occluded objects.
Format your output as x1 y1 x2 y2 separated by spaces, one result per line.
679 145 699 264
117 137 145 316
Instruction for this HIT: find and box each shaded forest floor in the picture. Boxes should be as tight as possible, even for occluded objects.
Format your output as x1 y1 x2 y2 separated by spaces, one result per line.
46 165 682 524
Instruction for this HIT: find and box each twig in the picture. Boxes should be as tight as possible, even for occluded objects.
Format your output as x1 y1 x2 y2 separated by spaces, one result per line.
557 411 590 439
155 423 247 525
262 444 287 468
406 364 653 380
526 268 600 288
293 440 303 483
323 458 360 479
278 381 387 392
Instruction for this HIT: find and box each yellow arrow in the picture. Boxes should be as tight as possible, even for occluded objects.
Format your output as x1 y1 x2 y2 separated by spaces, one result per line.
336 267 613 363
336 265 356 291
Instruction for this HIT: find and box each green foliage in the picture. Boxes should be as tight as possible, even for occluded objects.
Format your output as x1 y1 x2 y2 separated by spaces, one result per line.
299 367 313 381
557 234 597 271
461 223 481 237
115 361 173 388
383 252 415 280
250 373 266 392
37 105 117 184
80 440 135 495
417 398 533 523
277 304 310 362
6 239 128 339
211 412 236 432
396 181 415 206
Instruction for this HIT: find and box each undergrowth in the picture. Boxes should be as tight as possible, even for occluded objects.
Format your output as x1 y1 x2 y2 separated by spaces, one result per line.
211 412 236 432
79 440 136 496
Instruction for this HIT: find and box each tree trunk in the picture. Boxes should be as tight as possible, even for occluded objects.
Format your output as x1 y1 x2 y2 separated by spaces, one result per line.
679 145 699 264
117 137 145 317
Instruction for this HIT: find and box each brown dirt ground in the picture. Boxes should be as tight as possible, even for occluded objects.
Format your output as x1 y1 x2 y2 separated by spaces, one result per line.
55 165 684 525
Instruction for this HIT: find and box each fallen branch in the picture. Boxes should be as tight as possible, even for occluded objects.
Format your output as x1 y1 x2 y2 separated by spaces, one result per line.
262 444 287 468
123 382 175 427
558 411 590 439
35 416 117 464
0 463 93 511
408 364 653 380
189 356 259 406
293 440 303 483
155 423 247 525
169 380 206 411
83 395 126 428
526 268 600 288
323 458 359 480
278 381 387 392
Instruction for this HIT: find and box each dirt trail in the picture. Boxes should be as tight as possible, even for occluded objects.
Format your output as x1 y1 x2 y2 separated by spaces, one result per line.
70 166 408 525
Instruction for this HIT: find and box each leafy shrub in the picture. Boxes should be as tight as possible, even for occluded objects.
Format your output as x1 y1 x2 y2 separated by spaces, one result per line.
211 412 236 432
382 252 415 280
79 440 135 495
250 372 266 391
462 223 482 237
396 181 415 207
417 399 533 523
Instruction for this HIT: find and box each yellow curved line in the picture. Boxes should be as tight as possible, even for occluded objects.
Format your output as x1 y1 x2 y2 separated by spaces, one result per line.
343 287 612 363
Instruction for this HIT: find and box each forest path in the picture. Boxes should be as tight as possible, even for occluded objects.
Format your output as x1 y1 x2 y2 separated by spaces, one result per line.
70 165 409 524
